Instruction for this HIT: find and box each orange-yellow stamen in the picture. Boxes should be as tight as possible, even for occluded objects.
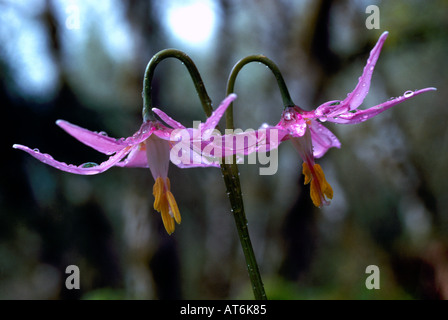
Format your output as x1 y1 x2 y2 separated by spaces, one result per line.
152 176 181 235
302 162 333 208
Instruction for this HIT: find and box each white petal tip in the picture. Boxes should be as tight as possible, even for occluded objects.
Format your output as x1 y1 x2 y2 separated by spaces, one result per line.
225 93 237 102
55 119 66 127
379 31 389 40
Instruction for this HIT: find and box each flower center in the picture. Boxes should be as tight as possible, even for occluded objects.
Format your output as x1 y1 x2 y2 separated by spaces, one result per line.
302 162 333 207
153 176 181 234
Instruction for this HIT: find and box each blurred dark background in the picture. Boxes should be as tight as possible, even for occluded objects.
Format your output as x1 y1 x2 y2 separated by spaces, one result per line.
1 0 447 299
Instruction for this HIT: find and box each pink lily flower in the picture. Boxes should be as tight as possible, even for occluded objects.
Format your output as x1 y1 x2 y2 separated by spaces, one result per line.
13 94 237 234
263 31 436 207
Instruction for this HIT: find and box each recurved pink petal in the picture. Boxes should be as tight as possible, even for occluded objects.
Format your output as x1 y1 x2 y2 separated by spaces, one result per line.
151 123 178 141
314 100 343 120
13 144 133 175
327 87 437 124
315 32 389 119
308 120 341 158
116 144 148 168
342 31 389 111
57 120 134 155
125 121 157 145
152 108 185 129
200 94 237 140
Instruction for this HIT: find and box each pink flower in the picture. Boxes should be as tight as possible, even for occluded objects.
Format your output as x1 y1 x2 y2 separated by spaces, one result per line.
13 94 237 234
264 31 436 207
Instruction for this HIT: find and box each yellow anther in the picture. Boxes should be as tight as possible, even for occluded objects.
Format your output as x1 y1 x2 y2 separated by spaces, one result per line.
302 162 312 185
314 164 333 200
152 176 181 235
160 197 175 235
166 190 181 224
153 177 163 211
302 162 333 208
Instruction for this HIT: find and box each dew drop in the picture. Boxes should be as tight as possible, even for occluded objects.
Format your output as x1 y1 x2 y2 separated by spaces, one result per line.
99 131 108 136
33 148 40 153
81 162 99 168
284 112 293 121
403 90 414 98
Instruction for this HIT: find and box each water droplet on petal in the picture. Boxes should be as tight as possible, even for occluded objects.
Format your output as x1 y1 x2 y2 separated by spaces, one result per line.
284 112 293 121
404 90 414 98
33 148 40 153
81 162 99 168
98 131 108 136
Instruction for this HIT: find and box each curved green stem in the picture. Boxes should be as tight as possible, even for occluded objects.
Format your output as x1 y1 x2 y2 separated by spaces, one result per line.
226 54 295 129
220 161 267 300
142 49 213 121
142 49 266 299
220 55 294 301
220 55 294 300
